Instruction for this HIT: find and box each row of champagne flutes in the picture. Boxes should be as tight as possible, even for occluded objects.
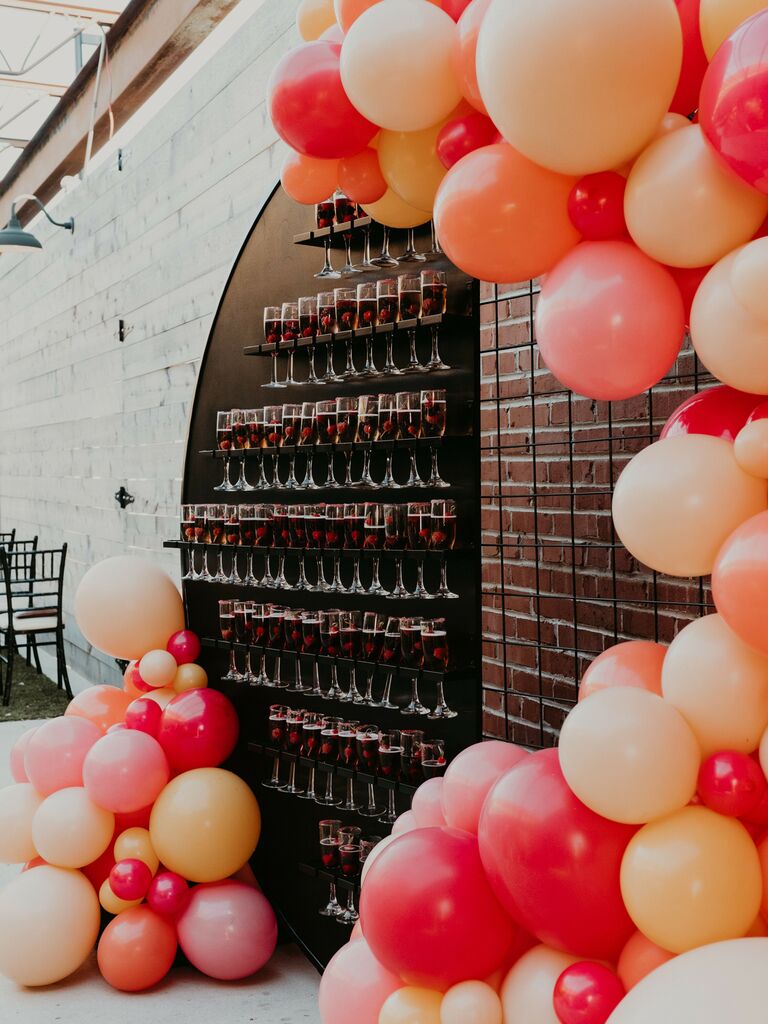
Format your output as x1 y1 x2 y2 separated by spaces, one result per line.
182 500 458 599
215 389 449 492
263 269 449 388
317 823 381 925
220 602 455 718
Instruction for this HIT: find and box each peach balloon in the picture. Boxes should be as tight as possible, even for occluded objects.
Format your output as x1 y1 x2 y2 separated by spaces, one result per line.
379 986 442 1024
731 238 768 323
655 111 691 139
138 649 178 689
0 866 100 986
620 807 762 953
500 946 578 1024
0 783 43 863
114 827 159 874
579 641 666 702
453 0 490 115
33 787 114 869
24 716 102 795
281 150 339 205
662 614 768 757
699 0 768 57
340 0 461 132
378 122 446 212
441 740 529 834
617 931 675 992
433 143 580 283
74 556 184 661
173 662 208 693
9 725 36 783
559 687 700 824
411 778 446 828
612 435 768 577
625 125 768 269
143 686 176 708
441 980 502 1024
361 188 430 229
297 0 337 41
65 684 133 733
99 878 141 915
713 511 768 658
735 422 768 479
476 0 682 175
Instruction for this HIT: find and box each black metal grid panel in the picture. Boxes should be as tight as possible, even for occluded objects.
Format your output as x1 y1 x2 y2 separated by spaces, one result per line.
479 279 713 748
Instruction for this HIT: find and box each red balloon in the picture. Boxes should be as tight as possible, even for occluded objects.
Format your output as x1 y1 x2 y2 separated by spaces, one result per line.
442 0 472 19
700 10 768 194
478 749 637 960
436 113 498 169
110 858 154 901
360 827 518 990
664 263 711 327
268 41 377 159
553 962 626 1024
157 689 239 774
670 0 708 117
697 751 768 818
660 385 763 442
567 172 628 241
114 804 153 832
125 662 154 694
82 839 116 891
124 697 163 738
749 401 768 424
147 871 190 917
166 629 201 665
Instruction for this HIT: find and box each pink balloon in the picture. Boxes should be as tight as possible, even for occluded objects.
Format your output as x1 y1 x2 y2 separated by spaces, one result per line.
411 778 447 828
442 740 529 835
166 630 201 666
391 810 418 836
157 689 239 774
319 937 403 1024
360 827 519 990
176 881 277 980
124 697 163 738
109 858 153 901
147 872 190 917
83 730 169 814
536 241 685 401
24 717 102 796
10 726 37 783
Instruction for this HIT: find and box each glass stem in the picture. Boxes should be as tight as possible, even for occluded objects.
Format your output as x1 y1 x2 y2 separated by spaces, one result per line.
321 238 334 275
363 669 376 703
307 345 319 383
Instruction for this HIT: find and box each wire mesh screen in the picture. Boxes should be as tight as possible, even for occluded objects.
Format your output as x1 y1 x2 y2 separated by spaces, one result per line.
479 280 713 748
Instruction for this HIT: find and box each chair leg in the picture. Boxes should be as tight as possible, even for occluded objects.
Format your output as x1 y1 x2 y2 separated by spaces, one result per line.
30 636 42 675
57 632 72 700
3 648 14 706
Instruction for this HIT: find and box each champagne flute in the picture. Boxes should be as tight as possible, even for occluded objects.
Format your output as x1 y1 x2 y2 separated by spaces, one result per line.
281 403 302 489
421 269 450 370
315 198 340 279
298 401 319 490
398 274 424 373
281 301 300 385
422 388 449 488
384 503 409 599
357 282 378 377
299 294 320 384
334 190 362 276
335 287 359 379
214 410 236 492
263 306 286 388
363 503 387 596
376 278 401 375
356 394 379 488
431 499 458 599
396 391 424 487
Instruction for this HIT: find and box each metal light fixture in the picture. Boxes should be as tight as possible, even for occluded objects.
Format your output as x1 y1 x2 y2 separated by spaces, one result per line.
0 194 74 254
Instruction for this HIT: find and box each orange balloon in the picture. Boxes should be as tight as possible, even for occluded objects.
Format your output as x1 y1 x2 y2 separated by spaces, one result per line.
713 511 768 658
122 662 144 699
434 143 580 283
66 686 133 733
97 906 177 992
757 838 768 921
281 150 339 205
579 640 666 701
453 0 490 116
617 931 675 991
338 147 387 204
297 0 337 41
173 663 208 693
334 0 441 32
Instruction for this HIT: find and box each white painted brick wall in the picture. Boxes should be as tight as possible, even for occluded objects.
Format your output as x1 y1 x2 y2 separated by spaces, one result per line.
0 0 299 683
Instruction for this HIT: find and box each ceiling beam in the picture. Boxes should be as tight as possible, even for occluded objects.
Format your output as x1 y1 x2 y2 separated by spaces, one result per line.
0 0 121 22
0 137 31 148
0 76 67 95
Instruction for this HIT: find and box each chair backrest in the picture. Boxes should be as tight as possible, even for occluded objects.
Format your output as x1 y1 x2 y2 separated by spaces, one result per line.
0 530 15 551
3 538 39 606
0 544 67 631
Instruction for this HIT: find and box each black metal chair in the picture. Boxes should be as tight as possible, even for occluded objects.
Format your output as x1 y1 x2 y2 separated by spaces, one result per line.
0 538 39 666
0 544 72 706
0 530 15 551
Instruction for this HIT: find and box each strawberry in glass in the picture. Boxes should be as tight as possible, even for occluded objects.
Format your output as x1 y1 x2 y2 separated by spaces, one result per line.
304 507 326 550
357 282 377 327
381 617 401 666
298 402 317 445
316 199 335 229
216 410 232 451
422 619 449 671
398 274 422 321
400 616 424 668
376 278 398 324
316 399 337 443
239 504 256 547
318 292 337 334
207 504 225 545
334 287 358 332
253 505 273 547
335 396 358 443
396 392 421 439
358 395 378 442
273 504 290 548
344 503 365 549
377 395 399 440
302 614 321 654
224 508 240 546
298 295 318 337
430 499 457 550
263 406 282 447
420 269 447 317
421 389 446 439
340 610 361 660
181 504 196 543
334 191 356 224
287 505 307 548
324 504 344 549
282 403 301 445
407 502 431 550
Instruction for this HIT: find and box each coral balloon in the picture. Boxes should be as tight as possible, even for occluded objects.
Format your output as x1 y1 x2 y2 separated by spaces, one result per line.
32 787 114 868
157 688 239 773
625 125 768 268
75 557 184 661
319 937 403 1024
109 858 153 901
99 878 141 915
281 151 339 205
700 0 768 57
123 660 152 697
536 241 684 401
434 143 580 283
362 188 430 229
173 662 208 693
23 716 101 796
361 827 517 989
65 684 133 733
83 730 169 814
715 512 768 656
660 385 762 442
0 783 43 863
333 0 377 32
150 767 260 883
441 740 528 835
567 173 627 241
477 0 682 175
663 614 768 755
617 932 675 992
114 827 159 874
97 906 177 991
378 122 447 211
338 147 386 204
620 807 761 953
579 641 665 702
553 962 625 1024
147 871 189 916
177 881 277 980
0 866 100 986
670 0 708 116
340 1 461 132
297 0 336 40
559 688 699 824
138 649 178 689
442 0 470 18
380 987 442 1024
478 750 636 960
612 435 767 577
441 981 501 1024
501 946 579 1024
269 40 376 159
453 0 490 115
166 628 201 665
410 778 446 828
9 725 36 783
698 751 768 818
436 112 497 169
124 696 162 737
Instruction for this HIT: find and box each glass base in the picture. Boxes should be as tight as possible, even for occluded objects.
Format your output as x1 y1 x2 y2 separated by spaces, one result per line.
318 902 342 917
371 255 399 268
429 706 458 719
358 805 384 818
401 700 430 715
398 251 426 263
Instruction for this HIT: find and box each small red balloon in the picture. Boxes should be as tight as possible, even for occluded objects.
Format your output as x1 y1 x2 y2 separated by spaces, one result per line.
567 172 627 241
126 662 154 694
124 697 163 738
82 840 116 891
114 804 153 832
664 263 711 328
110 858 154 902
698 751 767 819
436 113 498 169
157 689 239 774
166 629 201 666
147 871 190 917
554 962 625 1024
442 0 472 19
660 385 763 442
749 401 768 424
670 0 708 118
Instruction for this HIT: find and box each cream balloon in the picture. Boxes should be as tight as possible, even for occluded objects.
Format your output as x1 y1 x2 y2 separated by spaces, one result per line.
699 0 768 58
380 986 442 1024
625 125 768 268
476 0 682 175
138 649 178 689
0 784 43 863
735 421 768 479
441 980 502 1024
731 238 768 323
662 614 768 757
362 188 430 229
143 686 176 709
340 0 461 132
559 687 699 824
612 435 768 577
297 0 337 40
378 122 446 212
32 787 114 869
500 946 579 1024
0 866 100 986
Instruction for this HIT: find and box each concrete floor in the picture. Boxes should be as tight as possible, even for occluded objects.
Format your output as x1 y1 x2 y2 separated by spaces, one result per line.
0 719 321 1024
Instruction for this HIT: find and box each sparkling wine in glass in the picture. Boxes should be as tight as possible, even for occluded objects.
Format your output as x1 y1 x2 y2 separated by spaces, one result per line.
356 394 379 488
316 399 339 488
431 499 458 599
281 301 300 386
317 291 339 383
335 287 359 379
334 190 362 277
421 269 450 370
363 502 387 595
264 306 286 389
315 199 340 280
398 274 424 373
377 278 401 375
397 391 424 487
357 282 378 377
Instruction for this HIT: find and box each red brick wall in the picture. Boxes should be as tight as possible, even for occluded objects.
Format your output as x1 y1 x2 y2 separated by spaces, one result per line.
479 280 711 747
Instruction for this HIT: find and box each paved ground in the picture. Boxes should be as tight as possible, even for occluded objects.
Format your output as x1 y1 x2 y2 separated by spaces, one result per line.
0 718 321 1024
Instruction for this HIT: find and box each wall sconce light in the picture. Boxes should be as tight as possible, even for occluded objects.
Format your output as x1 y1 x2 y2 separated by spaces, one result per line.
0 194 74 254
